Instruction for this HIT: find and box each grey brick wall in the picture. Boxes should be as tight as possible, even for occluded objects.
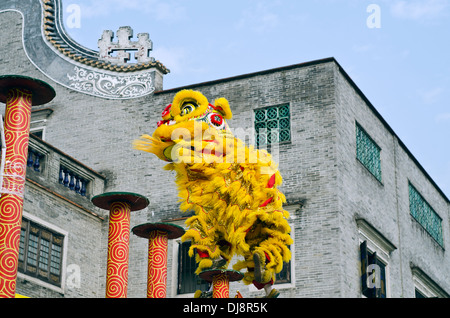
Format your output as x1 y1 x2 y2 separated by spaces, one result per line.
18 180 106 297
334 64 450 297
149 62 342 298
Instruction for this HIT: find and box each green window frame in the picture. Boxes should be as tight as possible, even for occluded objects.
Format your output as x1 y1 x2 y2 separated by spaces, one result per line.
254 104 291 149
356 123 382 182
408 182 444 247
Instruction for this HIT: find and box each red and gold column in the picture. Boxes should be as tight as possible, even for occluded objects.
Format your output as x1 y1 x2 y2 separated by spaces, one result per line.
148 230 168 298
212 273 230 298
132 222 185 298
106 201 131 298
92 192 149 298
199 269 244 299
0 76 55 298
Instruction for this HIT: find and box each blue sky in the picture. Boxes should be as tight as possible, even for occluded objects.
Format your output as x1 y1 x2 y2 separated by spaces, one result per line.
61 0 450 197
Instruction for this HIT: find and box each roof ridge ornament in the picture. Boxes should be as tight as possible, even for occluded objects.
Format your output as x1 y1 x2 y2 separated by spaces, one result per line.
98 26 155 65
39 0 169 74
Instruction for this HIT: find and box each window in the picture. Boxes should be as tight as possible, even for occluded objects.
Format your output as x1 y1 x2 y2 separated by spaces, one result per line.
30 129 44 140
254 104 291 149
408 182 444 247
360 241 387 298
30 107 53 141
177 241 292 295
357 219 396 298
412 266 449 298
356 123 382 182
275 254 291 285
415 289 427 298
177 241 210 295
18 218 64 287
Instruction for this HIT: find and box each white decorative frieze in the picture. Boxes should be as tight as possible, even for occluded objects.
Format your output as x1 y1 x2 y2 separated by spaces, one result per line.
67 66 155 99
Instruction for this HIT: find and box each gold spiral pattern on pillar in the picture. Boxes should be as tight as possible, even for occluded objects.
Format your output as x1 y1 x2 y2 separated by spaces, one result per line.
105 201 131 298
4 89 31 132
213 273 230 298
0 88 32 298
147 230 168 298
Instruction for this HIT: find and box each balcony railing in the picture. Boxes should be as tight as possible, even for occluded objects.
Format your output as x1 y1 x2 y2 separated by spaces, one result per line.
58 166 88 196
23 134 106 202
27 148 43 172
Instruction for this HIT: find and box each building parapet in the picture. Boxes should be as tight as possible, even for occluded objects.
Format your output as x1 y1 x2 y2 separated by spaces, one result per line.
26 134 106 217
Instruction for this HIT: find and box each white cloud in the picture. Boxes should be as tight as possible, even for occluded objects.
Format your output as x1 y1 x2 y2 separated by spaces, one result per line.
152 46 206 77
235 2 280 34
352 44 373 53
400 49 411 58
152 2 186 21
76 0 140 18
389 0 449 20
435 113 450 122
75 0 186 21
418 86 444 104
152 46 187 74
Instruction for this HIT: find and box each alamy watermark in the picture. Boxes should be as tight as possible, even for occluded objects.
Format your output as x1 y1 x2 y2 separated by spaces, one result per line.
66 4 81 29
66 264 81 289
367 4 381 29
166 121 280 173
365 264 381 289
65 4 382 30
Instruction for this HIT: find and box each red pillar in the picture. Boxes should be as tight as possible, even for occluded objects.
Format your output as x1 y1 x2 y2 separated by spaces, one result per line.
92 192 149 298
212 273 230 298
0 76 54 298
105 201 131 298
147 230 168 298
132 222 185 298
199 269 244 299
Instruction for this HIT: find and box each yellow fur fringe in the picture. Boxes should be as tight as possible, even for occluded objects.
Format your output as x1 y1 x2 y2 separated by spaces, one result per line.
135 90 292 281
167 139 292 278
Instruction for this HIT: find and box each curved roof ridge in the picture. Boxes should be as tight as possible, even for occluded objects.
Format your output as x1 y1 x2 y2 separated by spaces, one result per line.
41 0 169 74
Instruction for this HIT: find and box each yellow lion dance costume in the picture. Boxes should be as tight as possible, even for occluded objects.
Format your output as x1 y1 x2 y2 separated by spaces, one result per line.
134 90 292 297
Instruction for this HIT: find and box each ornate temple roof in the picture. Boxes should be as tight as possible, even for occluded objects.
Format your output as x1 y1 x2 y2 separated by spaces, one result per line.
0 0 168 99
41 0 169 74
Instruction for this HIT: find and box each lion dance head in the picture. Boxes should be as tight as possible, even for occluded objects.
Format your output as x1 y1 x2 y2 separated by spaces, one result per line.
134 89 237 163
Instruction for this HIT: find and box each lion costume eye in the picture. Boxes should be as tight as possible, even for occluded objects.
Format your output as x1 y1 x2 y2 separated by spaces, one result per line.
180 102 197 116
208 113 225 129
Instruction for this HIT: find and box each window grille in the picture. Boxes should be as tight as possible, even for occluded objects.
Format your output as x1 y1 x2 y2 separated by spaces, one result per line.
408 183 444 247
18 218 64 286
356 123 382 182
254 104 291 148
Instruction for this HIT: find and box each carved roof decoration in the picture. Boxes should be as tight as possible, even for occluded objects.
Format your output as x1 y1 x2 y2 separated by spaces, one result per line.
41 0 169 74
